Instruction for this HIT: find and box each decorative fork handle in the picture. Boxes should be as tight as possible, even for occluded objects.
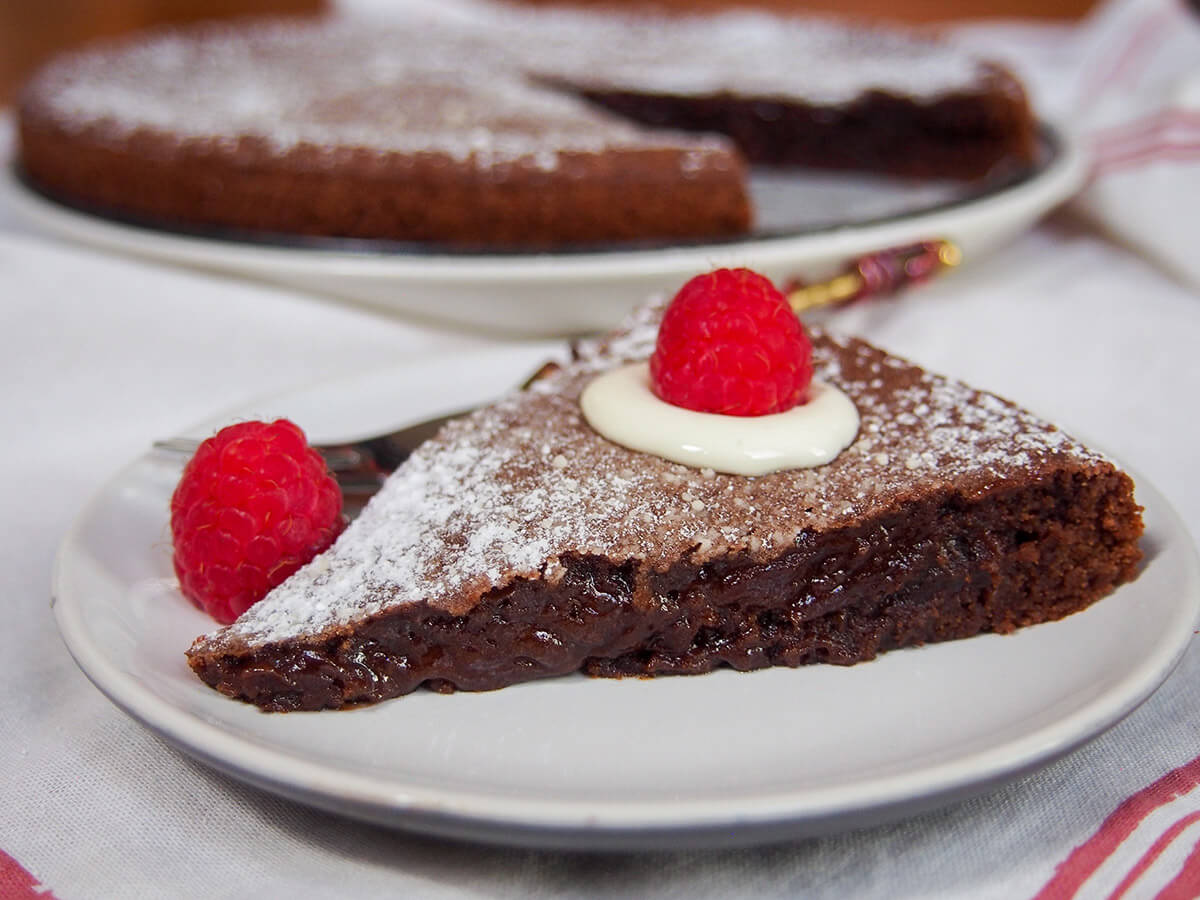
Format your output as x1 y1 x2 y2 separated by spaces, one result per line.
785 240 961 313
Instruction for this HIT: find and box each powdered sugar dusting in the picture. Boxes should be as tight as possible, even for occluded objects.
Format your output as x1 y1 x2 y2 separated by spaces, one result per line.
200 302 1110 650
510 7 988 104
25 2 995 165
23 18 730 166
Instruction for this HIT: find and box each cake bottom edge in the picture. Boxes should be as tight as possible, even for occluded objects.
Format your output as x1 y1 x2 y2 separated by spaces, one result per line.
187 466 1143 712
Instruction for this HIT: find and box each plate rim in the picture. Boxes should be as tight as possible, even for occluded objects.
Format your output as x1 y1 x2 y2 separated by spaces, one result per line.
50 346 1200 849
6 123 1087 282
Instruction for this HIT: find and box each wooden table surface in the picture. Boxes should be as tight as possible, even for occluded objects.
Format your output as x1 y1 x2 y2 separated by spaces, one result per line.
1 0 1098 106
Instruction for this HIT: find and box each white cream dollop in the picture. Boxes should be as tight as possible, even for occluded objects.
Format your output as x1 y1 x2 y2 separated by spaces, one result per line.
579 362 859 476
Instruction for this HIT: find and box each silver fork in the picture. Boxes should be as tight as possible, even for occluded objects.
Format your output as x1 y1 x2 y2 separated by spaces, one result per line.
154 357 568 516
153 408 466 517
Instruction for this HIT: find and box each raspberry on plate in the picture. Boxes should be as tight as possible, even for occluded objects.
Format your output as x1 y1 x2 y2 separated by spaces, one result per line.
170 419 344 624
649 268 813 417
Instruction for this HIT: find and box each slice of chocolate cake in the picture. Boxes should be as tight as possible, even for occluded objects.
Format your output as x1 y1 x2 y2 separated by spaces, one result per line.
186 301 1143 712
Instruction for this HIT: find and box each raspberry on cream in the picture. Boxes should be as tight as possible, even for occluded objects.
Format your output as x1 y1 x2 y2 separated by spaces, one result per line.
650 268 813 417
582 268 858 475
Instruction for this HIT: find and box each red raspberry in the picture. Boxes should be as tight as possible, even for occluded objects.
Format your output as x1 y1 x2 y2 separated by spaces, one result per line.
649 268 813 416
169 419 345 624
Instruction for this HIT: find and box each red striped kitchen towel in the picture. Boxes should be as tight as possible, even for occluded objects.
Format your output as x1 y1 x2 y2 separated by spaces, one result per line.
0 848 58 900
1067 0 1200 288
954 0 1200 289
1035 753 1200 899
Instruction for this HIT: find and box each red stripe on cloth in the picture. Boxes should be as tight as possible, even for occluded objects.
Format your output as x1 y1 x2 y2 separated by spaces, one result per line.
1092 111 1200 155
0 848 57 899
1094 112 1200 169
1093 140 1200 177
1033 754 1200 900
1153 833 1200 900
1097 135 1200 166
1108 811 1200 899
1079 8 1174 105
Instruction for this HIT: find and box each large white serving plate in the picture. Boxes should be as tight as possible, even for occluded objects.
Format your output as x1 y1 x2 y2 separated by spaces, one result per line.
51 345 1198 851
9 127 1085 336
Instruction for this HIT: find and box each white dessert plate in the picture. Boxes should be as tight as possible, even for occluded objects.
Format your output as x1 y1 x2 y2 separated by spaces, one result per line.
8 126 1085 337
52 346 1199 851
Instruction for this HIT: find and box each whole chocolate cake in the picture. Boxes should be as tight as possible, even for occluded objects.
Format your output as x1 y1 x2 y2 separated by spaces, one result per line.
187 299 1143 711
16 1 1037 248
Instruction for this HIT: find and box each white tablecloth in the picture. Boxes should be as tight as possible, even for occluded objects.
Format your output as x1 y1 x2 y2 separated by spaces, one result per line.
3 3 1200 897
